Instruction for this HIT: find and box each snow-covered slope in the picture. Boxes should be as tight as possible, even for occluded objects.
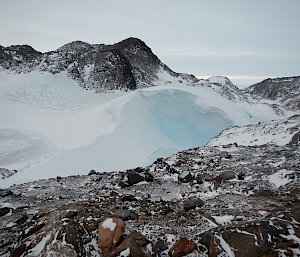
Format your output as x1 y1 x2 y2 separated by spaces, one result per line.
0 68 284 187
207 115 300 146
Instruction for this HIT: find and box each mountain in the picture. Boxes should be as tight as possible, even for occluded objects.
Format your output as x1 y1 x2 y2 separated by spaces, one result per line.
0 38 197 92
0 38 299 187
244 76 300 111
1 38 300 257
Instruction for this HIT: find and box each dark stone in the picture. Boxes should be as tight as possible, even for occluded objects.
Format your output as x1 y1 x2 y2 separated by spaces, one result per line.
15 215 28 225
0 207 11 217
154 239 168 251
10 244 26 257
144 171 154 182
127 170 144 185
64 210 78 219
218 171 236 181
107 231 151 257
56 176 62 182
0 189 13 197
291 202 300 223
183 197 204 212
289 131 300 145
121 195 137 202
119 181 130 188
253 189 275 198
88 170 97 175
113 209 137 221
237 173 245 180
24 223 45 238
65 220 86 256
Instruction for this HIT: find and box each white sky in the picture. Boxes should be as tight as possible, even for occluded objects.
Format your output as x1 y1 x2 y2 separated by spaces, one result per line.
0 0 299 87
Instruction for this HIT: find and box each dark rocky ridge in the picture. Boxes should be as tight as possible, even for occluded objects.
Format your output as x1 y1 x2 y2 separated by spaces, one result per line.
1 38 299 113
245 76 300 111
0 38 197 92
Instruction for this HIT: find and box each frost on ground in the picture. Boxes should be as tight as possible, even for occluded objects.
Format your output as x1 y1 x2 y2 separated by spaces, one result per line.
0 143 299 257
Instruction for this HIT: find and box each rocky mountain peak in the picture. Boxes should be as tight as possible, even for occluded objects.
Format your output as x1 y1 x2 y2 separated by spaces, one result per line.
56 41 93 52
245 76 300 111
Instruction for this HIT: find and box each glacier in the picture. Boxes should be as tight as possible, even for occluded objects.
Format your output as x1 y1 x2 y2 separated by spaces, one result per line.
0 70 282 187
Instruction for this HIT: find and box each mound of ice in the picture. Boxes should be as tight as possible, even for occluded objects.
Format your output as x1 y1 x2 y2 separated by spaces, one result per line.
0 70 282 186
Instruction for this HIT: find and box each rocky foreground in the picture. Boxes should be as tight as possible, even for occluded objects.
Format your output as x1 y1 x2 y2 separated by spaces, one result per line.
1 142 300 257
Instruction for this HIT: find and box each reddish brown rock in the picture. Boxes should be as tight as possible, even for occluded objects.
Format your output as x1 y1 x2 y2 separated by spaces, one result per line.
168 237 197 257
98 217 125 254
10 244 26 257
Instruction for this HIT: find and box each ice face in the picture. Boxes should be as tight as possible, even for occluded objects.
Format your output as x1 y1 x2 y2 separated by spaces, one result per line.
148 89 233 148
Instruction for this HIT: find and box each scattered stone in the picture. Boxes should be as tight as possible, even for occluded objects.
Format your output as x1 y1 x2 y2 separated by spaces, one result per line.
64 210 78 219
218 171 236 181
0 189 13 197
169 237 197 257
291 202 300 222
0 207 11 217
113 209 137 221
253 189 275 198
98 217 125 254
144 171 154 182
83 218 99 233
107 231 150 257
121 195 137 202
153 239 168 254
10 244 26 257
183 197 204 212
64 220 86 256
15 215 28 225
127 170 144 185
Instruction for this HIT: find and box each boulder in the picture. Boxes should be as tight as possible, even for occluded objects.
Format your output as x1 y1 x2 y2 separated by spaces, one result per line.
291 202 300 223
127 170 144 185
168 237 197 257
98 217 125 254
64 220 86 256
107 231 150 257
113 209 137 221
183 197 204 212
253 189 275 198
0 207 11 217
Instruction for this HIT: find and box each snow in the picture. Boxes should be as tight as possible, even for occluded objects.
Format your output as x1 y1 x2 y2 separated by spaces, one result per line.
268 169 294 188
119 247 130 257
208 115 299 147
101 218 116 231
216 234 235 257
28 234 51 256
0 70 283 187
212 215 235 225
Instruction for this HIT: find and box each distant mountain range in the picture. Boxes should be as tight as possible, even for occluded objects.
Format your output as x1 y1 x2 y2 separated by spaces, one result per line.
1 38 299 111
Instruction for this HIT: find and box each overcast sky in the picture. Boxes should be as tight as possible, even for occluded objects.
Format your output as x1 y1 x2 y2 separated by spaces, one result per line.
0 0 299 87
